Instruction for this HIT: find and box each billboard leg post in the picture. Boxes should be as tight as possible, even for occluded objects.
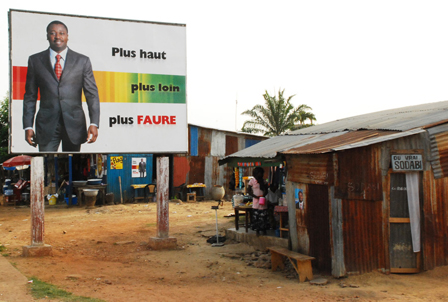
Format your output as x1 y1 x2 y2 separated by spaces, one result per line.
148 156 177 250
23 157 52 257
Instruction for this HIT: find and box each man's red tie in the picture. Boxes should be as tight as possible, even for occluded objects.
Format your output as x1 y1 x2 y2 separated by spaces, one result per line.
55 54 62 80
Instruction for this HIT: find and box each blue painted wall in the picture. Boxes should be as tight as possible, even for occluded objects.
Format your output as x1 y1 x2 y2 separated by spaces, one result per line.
245 139 261 148
190 126 198 156
107 154 153 203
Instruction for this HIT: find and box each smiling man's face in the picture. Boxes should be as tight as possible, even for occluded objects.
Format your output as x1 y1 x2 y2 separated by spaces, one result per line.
47 23 68 53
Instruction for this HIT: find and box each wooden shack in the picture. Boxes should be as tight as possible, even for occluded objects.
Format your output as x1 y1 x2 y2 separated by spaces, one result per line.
220 101 448 277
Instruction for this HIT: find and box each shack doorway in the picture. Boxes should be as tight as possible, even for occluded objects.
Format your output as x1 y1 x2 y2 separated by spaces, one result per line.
389 172 421 273
308 184 332 273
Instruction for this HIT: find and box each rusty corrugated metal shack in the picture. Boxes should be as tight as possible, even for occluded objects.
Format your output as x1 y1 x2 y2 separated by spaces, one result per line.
219 100 448 277
173 124 267 198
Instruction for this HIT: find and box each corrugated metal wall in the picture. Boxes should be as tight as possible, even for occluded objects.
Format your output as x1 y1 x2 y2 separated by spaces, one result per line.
427 124 448 179
286 154 334 185
175 126 265 198
107 154 153 204
342 198 385 273
225 136 239 193
422 171 448 270
173 156 189 187
336 146 383 201
189 126 198 156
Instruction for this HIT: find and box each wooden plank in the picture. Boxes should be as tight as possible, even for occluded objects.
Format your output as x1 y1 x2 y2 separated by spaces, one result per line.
268 246 315 282
389 217 410 223
268 246 315 261
390 268 420 274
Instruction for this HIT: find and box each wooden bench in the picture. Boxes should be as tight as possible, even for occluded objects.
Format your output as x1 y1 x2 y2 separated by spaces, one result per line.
268 246 315 282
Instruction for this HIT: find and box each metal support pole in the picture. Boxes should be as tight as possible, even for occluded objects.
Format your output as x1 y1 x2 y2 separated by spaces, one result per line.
212 205 224 247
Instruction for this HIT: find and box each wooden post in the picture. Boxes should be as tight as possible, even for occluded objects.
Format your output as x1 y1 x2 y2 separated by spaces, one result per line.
148 156 177 249
68 154 73 206
119 176 123 203
23 157 52 257
54 155 58 195
157 156 169 238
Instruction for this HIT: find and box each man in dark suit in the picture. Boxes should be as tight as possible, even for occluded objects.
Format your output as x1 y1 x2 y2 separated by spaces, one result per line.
138 159 146 177
23 20 100 152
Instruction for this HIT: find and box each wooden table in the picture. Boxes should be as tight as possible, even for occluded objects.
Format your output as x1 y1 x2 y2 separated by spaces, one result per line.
186 183 206 201
234 206 253 232
131 184 149 202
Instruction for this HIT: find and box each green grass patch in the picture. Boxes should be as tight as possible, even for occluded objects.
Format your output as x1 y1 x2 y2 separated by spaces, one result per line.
0 244 6 252
29 277 105 302
145 223 157 227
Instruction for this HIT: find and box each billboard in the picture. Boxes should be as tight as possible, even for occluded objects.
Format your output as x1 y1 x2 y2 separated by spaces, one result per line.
9 10 187 154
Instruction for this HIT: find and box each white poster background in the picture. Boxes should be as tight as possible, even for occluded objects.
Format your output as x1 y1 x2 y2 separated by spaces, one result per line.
132 157 146 178
9 10 187 154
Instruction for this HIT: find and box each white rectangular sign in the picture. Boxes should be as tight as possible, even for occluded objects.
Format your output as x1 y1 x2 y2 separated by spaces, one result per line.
391 154 423 171
9 10 187 153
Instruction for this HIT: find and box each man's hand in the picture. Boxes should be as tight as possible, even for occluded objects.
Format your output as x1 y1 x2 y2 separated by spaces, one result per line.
25 129 37 147
87 125 98 143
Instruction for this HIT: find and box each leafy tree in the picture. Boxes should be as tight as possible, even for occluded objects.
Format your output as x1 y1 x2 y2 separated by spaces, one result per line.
241 89 316 136
0 94 10 163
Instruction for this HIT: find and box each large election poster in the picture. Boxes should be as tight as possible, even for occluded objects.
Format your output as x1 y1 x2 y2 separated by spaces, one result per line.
9 10 187 153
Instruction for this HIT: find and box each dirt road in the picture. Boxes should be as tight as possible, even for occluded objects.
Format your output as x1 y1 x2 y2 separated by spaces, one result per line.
1 200 448 301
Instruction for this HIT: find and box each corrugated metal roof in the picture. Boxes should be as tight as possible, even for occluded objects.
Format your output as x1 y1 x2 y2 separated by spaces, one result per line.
289 100 448 134
220 100 448 164
221 132 349 160
282 130 398 154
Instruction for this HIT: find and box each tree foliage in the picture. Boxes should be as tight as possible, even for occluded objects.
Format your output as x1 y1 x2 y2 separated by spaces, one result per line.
241 89 316 136
0 94 10 163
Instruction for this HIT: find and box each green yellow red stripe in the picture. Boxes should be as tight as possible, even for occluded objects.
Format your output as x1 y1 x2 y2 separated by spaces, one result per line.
12 67 186 104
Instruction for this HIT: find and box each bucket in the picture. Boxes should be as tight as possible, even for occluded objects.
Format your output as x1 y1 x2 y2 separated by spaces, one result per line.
22 192 30 201
65 195 78 205
5 179 11 187
232 194 244 208
49 195 57 205
4 189 13 196
259 197 266 205
3 185 8 193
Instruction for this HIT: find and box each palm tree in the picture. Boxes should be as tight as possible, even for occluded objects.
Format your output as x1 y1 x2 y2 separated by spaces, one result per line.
241 89 316 136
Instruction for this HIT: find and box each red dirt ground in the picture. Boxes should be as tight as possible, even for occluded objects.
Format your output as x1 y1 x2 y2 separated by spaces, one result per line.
1 200 448 301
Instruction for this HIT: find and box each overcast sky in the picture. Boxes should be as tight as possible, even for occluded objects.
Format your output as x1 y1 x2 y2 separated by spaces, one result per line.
2 1 448 132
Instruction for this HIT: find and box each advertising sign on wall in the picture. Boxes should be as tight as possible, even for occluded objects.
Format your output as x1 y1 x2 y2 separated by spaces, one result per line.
391 154 423 171
9 10 187 154
110 156 123 169
132 157 146 178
